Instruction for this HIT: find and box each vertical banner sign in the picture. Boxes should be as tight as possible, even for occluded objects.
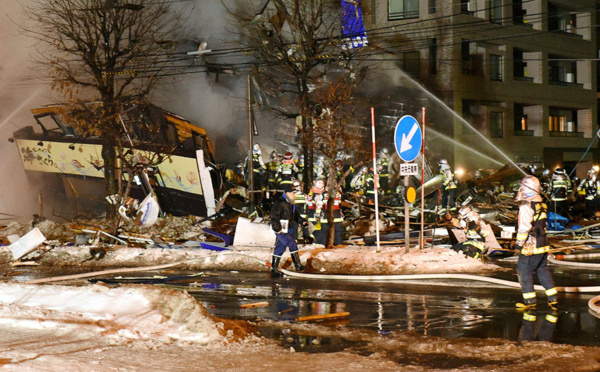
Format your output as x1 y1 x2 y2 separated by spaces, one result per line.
341 0 368 50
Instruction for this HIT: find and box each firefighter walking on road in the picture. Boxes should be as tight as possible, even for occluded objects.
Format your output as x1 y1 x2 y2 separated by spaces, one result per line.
514 175 558 311
269 185 309 278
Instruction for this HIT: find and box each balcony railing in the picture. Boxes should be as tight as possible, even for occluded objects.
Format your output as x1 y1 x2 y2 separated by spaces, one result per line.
549 131 583 137
514 130 534 136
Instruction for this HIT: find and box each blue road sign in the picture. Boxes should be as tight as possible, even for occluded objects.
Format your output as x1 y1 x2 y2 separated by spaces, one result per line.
394 115 422 162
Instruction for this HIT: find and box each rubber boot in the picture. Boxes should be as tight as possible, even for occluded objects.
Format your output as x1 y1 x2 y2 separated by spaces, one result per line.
291 251 306 272
270 256 282 278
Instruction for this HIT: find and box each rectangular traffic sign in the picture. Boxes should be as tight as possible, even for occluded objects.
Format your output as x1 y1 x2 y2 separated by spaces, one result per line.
400 163 418 176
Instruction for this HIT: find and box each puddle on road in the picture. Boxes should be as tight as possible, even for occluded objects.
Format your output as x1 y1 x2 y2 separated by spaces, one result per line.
7 265 600 349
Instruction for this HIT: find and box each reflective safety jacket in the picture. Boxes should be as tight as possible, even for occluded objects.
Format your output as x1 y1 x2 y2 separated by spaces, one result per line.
549 177 570 201
321 188 343 223
516 200 550 254
577 178 599 201
306 190 324 225
441 168 457 190
294 191 307 219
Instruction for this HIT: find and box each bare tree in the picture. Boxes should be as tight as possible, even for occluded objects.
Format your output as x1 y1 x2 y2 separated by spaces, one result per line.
240 0 345 192
308 76 370 248
22 0 187 199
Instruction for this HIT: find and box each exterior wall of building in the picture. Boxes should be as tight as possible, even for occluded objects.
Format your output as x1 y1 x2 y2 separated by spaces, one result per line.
364 0 598 176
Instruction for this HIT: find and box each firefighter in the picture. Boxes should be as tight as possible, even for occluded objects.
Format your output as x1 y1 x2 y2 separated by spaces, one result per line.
320 182 344 246
577 169 599 219
244 144 267 196
225 161 247 187
364 168 377 205
350 166 368 194
514 175 558 311
296 154 305 182
548 168 571 217
306 179 325 244
377 148 391 194
292 178 311 242
451 206 488 260
269 184 309 278
266 150 280 192
439 159 457 214
314 155 327 180
277 151 297 189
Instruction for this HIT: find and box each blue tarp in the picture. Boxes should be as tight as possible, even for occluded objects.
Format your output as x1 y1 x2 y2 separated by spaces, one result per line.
547 212 569 231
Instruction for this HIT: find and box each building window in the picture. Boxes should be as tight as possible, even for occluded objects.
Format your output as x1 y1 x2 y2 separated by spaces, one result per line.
429 38 437 75
489 0 502 24
428 0 436 14
512 0 525 24
490 112 503 138
399 51 421 78
462 40 483 75
389 0 419 21
490 54 503 81
461 0 474 15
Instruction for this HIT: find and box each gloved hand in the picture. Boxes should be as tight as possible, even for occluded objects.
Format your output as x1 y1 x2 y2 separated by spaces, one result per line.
304 236 314 244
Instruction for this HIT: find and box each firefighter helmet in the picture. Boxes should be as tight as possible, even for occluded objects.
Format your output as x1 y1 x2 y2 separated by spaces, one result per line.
235 161 244 173
588 169 596 180
283 151 293 161
381 148 389 156
253 144 262 155
553 168 566 179
292 178 302 191
439 159 450 171
334 159 343 170
516 175 542 201
312 179 325 193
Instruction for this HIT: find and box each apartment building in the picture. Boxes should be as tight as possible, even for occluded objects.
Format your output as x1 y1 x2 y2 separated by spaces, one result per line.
363 0 598 176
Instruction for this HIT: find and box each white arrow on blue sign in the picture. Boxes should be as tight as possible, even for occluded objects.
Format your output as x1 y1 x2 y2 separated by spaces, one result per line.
393 115 422 162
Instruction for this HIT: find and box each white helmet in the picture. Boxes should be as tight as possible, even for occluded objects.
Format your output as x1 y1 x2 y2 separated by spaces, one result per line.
516 175 542 202
439 159 450 170
253 144 262 155
381 148 389 156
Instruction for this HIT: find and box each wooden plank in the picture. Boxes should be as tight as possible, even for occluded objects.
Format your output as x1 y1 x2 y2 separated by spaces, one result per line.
295 312 350 322
240 302 269 309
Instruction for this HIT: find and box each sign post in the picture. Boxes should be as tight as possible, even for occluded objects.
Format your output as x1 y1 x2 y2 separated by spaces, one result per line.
394 115 422 254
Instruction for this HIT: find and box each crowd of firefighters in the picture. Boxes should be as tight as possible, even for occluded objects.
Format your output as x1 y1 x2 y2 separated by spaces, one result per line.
225 144 395 246
225 145 564 311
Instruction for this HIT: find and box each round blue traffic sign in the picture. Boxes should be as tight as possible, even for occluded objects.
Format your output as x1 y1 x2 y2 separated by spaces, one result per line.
394 115 422 162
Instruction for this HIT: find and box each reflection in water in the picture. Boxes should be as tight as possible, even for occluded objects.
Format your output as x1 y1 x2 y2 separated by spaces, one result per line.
518 311 557 343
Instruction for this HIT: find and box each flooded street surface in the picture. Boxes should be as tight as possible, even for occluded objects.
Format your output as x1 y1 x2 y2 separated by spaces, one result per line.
7 257 600 350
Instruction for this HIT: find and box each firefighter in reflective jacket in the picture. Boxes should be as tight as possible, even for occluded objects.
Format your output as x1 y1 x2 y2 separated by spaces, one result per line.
320 183 344 246
365 168 377 205
269 185 308 278
277 152 297 189
451 206 488 260
292 179 311 242
548 168 571 216
245 144 267 194
514 175 558 311
266 151 280 191
377 148 391 194
577 169 598 218
306 179 325 244
439 159 457 214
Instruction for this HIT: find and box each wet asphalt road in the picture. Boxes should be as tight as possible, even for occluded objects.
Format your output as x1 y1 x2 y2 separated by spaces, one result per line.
180 257 600 347
7 257 600 348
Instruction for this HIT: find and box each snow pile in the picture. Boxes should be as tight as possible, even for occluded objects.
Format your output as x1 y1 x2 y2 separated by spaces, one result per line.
0 282 226 345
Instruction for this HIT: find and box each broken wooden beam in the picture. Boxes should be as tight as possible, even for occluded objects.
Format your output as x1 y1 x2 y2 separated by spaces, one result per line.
295 312 350 322
240 301 269 309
